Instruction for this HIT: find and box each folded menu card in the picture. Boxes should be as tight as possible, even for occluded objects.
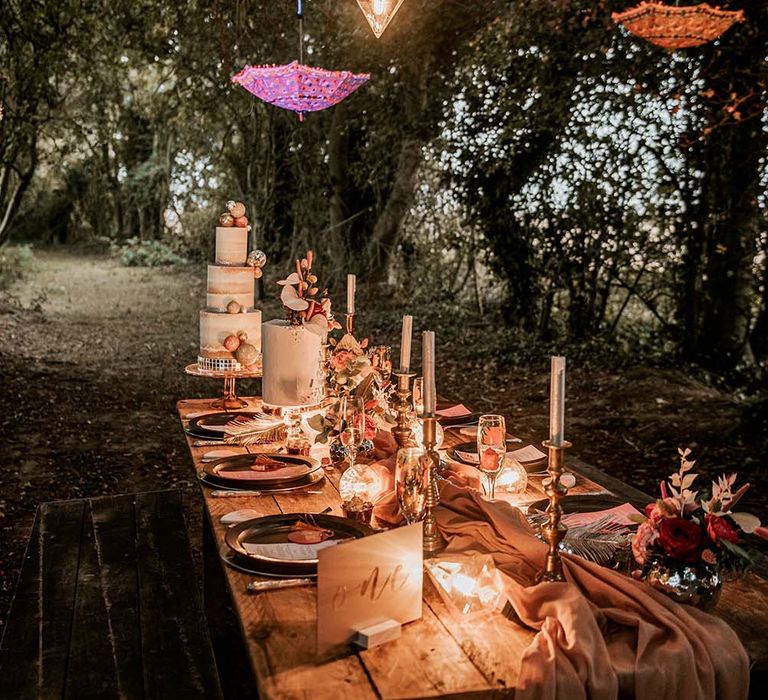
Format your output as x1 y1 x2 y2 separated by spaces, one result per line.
243 540 344 561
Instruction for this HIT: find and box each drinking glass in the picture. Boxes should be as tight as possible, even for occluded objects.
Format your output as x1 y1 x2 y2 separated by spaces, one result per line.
339 396 365 469
477 414 506 500
395 447 429 524
412 377 424 416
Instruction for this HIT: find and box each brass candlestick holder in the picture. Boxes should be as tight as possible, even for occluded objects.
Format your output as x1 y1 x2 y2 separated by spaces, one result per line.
391 370 416 449
536 440 572 583
344 312 355 336
421 416 445 555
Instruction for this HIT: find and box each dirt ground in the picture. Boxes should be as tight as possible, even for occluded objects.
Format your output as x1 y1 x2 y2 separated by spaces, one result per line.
1 249 767 635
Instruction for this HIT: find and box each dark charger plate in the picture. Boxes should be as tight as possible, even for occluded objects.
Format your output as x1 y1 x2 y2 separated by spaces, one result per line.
526 494 648 514
224 513 373 577
203 452 319 487
437 412 481 428
185 411 258 440
198 467 325 493
448 441 547 469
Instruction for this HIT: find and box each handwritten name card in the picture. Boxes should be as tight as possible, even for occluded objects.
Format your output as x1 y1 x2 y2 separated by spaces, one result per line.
317 522 423 655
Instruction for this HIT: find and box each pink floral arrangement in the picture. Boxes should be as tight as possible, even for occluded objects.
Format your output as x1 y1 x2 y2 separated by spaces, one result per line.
632 448 761 572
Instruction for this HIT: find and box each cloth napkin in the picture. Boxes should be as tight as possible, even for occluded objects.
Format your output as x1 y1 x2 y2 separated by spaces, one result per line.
436 404 473 418
436 484 749 700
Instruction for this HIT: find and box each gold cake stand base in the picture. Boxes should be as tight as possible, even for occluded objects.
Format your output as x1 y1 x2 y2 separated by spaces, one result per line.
184 363 262 411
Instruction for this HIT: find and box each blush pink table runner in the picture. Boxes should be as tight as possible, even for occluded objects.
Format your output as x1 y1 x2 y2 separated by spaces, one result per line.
436 483 749 700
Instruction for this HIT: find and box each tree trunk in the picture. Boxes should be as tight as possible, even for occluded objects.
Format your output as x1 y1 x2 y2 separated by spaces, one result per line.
365 138 423 281
681 4 767 374
0 144 37 247
751 255 768 362
692 106 765 370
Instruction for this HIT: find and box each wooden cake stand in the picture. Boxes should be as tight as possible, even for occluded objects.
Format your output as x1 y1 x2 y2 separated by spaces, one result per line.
184 363 262 411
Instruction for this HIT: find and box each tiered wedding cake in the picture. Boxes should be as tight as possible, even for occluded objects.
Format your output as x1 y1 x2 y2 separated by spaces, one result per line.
198 201 265 372
261 251 338 407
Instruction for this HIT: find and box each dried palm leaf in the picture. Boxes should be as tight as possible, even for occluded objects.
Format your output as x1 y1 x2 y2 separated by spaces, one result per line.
561 530 632 566
529 514 633 566
224 413 286 446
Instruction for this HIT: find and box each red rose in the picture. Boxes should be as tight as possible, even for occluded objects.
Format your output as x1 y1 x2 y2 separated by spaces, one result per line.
657 517 702 562
706 514 739 545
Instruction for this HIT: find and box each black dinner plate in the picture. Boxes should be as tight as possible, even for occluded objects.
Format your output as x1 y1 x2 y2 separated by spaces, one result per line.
526 494 648 514
186 411 258 440
198 466 325 493
224 513 373 577
203 453 319 487
438 412 482 428
448 441 547 468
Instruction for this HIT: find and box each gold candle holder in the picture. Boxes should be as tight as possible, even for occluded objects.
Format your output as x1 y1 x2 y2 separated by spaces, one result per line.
536 440 572 583
344 312 355 336
391 370 416 449
421 416 445 555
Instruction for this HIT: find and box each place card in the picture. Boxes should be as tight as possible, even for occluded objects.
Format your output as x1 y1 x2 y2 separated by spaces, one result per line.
317 522 423 655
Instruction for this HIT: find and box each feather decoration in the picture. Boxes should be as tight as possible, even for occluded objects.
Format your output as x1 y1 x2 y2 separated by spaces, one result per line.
528 513 633 566
224 413 287 446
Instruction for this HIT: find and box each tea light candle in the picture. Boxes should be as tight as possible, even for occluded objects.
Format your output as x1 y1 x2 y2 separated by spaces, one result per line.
549 356 566 446
346 273 356 315
400 315 413 372
422 330 436 416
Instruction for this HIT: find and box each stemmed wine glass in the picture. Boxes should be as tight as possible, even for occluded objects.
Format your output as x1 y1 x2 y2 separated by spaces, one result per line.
339 395 365 469
395 447 429 523
477 414 506 500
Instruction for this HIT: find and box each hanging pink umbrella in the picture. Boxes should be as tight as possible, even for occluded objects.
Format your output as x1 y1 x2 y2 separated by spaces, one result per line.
232 61 369 120
232 0 370 120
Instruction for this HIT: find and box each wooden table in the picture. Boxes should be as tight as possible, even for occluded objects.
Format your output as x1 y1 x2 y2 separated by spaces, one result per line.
178 397 768 699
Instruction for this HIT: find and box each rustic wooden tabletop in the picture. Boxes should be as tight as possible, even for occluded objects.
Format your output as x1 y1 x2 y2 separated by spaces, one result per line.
178 397 768 699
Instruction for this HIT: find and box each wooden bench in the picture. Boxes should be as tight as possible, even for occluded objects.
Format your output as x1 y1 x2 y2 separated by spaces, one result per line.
0 490 223 699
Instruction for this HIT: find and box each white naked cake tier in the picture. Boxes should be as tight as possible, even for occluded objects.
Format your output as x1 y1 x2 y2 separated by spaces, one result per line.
197 214 261 372
206 265 255 310
215 227 248 265
262 320 325 407
199 310 262 363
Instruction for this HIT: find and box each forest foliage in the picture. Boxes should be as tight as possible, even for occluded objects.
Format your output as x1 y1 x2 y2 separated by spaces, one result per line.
1 0 767 378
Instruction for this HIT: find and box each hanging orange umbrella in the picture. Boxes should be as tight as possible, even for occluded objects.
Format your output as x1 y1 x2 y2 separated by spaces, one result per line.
612 2 745 50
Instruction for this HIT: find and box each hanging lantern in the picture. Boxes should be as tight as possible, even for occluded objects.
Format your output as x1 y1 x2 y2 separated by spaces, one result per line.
612 2 745 50
356 0 406 38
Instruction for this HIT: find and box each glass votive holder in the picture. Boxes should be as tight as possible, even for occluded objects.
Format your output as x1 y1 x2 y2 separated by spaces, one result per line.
341 496 374 525
494 456 528 496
